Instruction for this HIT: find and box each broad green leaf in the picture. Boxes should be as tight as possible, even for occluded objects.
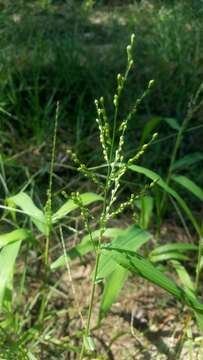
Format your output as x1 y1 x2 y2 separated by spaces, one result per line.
172 175 203 202
100 264 128 318
129 165 200 235
51 228 120 270
0 229 31 250
52 192 103 223
164 117 180 131
106 248 203 313
141 116 161 144
172 153 203 171
8 192 47 235
97 225 151 280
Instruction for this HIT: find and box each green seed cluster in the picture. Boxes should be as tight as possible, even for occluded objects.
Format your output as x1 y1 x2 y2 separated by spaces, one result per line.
95 98 110 163
128 132 158 165
67 149 103 189
64 33 157 242
70 191 91 231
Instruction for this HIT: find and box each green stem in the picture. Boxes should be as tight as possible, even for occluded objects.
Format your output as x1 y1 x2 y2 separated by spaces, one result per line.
86 251 101 333
175 313 192 359
79 251 101 360
79 48 134 359
38 103 59 323
195 236 203 290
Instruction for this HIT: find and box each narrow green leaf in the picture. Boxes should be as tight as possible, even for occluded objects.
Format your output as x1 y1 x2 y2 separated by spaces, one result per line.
172 175 203 202
97 225 151 280
98 225 151 316
51 228 119 270
8 192 47 235
0 241 21 310
171 260 203 334
136 195 153 229
164 117 180 131
0 229 31 310
107 248 203 313
100 265 128 318
141 116 161 144
150 252 189 263
0 229 31 250
150 243 197 257
172 153 203 171
81 228 121 245
110 249 183 297
129 165 200 235
52 192 103 223
171 260 195 292
195 313 203 334
51 240 94 270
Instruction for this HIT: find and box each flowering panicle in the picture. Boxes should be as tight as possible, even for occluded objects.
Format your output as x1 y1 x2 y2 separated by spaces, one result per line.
67 149 104 189
93 34 157 223
70 192 90 228
128 132 158 165
99 97 111 146
110 193 137 218
65 34 157 245
95 99 110 163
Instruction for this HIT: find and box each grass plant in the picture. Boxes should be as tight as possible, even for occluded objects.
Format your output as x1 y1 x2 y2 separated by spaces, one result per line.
0 1 203 358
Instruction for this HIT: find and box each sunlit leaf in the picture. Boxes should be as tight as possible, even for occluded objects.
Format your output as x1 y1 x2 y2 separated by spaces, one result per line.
136 195 153 229
171 260 194 292
52 192 103 223
100 264 128 318
8 192 47 235
97 225 151 279
51 228 120 270
0 230 30 310
105 248 203 314
150 243 197 257
150 252 189 262
129 165 200 235
0 229 31 250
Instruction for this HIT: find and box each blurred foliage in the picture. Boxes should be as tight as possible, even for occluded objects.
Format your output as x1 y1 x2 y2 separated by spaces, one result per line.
0 0 202 183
